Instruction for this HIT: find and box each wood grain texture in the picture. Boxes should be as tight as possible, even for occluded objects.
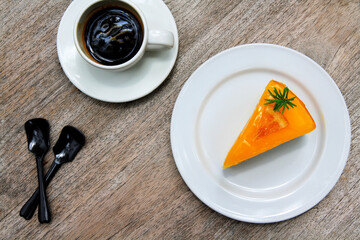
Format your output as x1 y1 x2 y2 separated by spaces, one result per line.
1 0 359 239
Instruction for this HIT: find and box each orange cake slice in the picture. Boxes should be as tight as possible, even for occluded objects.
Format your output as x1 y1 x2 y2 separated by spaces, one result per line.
223 80 316 169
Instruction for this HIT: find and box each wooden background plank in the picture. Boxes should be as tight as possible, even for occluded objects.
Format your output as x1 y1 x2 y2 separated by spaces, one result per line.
1 0 359 239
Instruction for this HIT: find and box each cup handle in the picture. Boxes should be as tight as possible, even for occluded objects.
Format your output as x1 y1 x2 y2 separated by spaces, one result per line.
146 30 174 50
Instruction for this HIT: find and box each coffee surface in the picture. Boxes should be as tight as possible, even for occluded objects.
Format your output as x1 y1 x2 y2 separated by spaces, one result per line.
84 7 143 65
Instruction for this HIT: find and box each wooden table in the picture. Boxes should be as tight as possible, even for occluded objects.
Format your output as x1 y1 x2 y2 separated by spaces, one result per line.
1 0 359 239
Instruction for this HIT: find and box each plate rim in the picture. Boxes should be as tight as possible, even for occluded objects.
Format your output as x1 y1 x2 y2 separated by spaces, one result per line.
170 43 351 223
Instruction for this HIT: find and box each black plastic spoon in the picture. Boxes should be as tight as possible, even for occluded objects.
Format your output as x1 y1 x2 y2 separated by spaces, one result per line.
20 126 85 220
24 118 51 223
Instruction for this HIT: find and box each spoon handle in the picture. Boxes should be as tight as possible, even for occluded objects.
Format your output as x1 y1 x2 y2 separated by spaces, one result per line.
36 155 51 223
20 161 60 220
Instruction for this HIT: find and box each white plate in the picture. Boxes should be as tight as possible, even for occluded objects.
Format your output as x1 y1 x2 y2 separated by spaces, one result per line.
170 43 351 223
57 0 178 102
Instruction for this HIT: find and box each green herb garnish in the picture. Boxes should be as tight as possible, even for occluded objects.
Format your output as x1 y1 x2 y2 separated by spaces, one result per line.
264 87 297 113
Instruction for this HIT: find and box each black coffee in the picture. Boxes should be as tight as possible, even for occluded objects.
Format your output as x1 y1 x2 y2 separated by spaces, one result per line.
84 7 143 65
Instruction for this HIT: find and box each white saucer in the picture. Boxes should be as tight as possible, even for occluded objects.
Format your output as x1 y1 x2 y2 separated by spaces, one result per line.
171 44 351 223
57 0 179 102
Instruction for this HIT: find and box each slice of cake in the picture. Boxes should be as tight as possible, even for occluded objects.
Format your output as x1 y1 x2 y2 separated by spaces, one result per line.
223 80 316 169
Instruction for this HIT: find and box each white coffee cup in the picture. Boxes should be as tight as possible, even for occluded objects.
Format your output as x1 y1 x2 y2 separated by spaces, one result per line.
74 0 174 71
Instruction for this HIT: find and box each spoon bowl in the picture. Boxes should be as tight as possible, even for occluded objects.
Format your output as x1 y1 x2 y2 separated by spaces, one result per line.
53 126 86 165
25 118 50 156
